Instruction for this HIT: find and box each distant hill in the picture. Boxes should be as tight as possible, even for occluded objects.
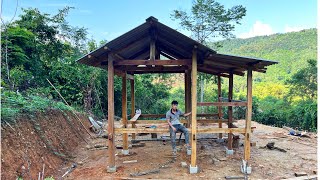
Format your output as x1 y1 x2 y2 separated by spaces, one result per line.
212 28 317 84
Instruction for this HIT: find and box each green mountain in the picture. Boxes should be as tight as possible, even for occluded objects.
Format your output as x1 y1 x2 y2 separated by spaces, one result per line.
213 28 317 84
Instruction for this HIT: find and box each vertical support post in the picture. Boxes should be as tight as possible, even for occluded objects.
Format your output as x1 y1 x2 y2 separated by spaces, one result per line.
244 67 252 161
190 47 198 173
107 57 116 172
228 72 233 150
185 70 191 127
217 76 222 139
122 74 129 155
150 37 156 61
130 79 136 140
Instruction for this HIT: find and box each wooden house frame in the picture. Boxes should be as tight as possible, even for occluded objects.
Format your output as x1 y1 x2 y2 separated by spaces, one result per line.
77 16 278 174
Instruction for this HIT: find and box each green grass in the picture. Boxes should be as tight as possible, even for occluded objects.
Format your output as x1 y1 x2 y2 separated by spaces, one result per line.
1 90 72 124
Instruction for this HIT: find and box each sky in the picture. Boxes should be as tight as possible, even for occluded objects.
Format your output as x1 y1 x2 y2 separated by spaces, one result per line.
1 0 318 42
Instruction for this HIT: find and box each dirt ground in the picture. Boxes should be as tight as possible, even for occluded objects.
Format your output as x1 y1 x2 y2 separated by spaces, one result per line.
63 120 318 180
1 110 91 180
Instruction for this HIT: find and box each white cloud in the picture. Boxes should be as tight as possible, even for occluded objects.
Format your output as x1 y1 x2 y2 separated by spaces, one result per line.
284 25 304 33
239 21 274 39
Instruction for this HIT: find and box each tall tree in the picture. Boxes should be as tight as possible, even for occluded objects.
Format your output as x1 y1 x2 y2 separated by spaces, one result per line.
171 0 246 110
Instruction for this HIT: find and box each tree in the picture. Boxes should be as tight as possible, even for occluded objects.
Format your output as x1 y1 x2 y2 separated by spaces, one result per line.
171 0 246 110
286 59 317 101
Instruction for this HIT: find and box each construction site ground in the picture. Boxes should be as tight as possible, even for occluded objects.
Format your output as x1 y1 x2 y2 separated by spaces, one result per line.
65 120 317 180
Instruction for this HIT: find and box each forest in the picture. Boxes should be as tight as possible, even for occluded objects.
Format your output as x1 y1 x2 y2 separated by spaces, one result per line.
1 7 317 132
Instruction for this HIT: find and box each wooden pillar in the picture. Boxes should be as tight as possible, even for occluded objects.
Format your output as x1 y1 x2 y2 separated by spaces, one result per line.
185 70 191 127
122 74 128 151
227 72 233 150
130 79 136 140
191 48 197 168
244 67 252 161
107 57 116 170
217 76 222 139
150 38 156 61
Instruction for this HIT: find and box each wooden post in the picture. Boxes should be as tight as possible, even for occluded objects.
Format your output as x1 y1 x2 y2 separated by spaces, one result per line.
185 70 191 128
244 67 252 161
150 39 156 61
130 79 136 140
191 48 197 168
122 74 128 151
107 57 116 171
217 76 222 139
228 72 233 150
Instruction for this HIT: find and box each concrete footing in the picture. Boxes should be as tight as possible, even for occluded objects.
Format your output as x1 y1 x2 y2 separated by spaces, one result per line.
241 160 252 174
226 149 234 155
216 138 225 143
189 165 198 174
122 149 129 155
187 149 191 155
107 166 117 173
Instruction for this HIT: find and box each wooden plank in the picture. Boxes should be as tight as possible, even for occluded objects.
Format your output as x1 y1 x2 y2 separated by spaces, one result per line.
130 79 136 140
138 113 218 118
244 67 253 161
114 128 245 134
107 56 115 168
218 75 223 139
197 102 247 106
122 74 128 151
191 48 197 167
131 70 186 74
114 59 191 66
129 113 141 122
228 72 233 150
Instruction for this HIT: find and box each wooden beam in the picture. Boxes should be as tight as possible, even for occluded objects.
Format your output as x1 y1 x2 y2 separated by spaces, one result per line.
114 59 191 66
114 69 134 80
130 79 136 140
201 64 245 76
197 102 247 106
122 74 128 151
228 72 234 150
130 119 234 124
197 68 229 77
191 48 197 167
115 65 189 72
114 128 246 134
138 113 218 118
218 76 223 139
107 56 115 169
244 66 253 161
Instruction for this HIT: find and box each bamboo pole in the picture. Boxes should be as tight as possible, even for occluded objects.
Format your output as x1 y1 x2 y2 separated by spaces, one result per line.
46 79 93 138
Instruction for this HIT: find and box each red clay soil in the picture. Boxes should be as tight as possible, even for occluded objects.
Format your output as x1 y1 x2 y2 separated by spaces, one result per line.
64 120 317 180
1 109 91 180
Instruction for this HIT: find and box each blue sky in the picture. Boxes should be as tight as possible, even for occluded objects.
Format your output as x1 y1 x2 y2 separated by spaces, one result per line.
1 0 317 42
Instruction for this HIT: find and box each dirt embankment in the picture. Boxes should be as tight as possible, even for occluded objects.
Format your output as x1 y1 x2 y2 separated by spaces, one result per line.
1 109 91 180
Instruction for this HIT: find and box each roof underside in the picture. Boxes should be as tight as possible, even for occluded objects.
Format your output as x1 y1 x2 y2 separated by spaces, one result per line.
77 16 278 76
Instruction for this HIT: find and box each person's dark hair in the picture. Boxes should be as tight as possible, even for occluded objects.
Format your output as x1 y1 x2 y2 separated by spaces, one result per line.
171 100 178 105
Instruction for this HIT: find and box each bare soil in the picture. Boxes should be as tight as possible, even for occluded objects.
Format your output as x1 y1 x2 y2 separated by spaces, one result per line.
1 109 90 180
64 120 318 180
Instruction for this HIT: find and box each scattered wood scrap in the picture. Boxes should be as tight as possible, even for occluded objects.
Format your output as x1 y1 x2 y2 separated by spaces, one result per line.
260 142 287 152
123 160 137 164
294 172 308 177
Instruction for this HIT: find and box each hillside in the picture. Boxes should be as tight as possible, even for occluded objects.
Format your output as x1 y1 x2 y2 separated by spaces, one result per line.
213 28 317 83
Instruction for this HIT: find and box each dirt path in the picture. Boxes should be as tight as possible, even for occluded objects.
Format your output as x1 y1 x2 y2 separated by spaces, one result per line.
63 120 317 180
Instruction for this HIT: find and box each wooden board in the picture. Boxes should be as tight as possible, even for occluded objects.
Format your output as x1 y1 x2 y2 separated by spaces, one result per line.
122 75 128 150
114 128 246 134
228 72 233 150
